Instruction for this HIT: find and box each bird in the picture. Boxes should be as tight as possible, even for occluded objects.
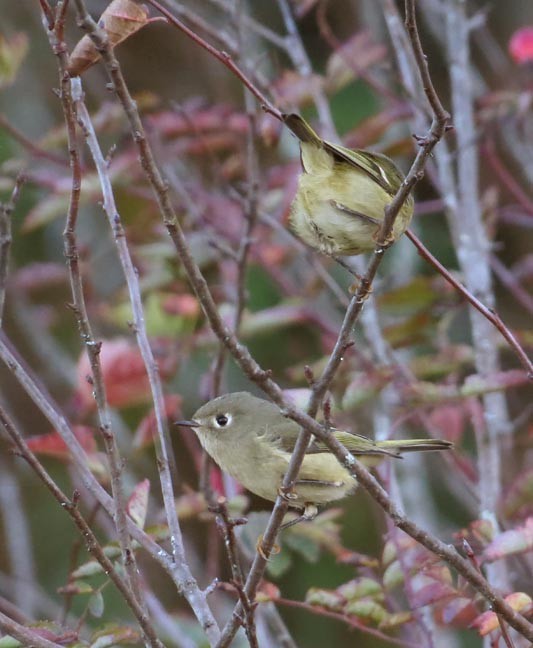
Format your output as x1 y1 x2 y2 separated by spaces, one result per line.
285 113 414 257
175 392 452 528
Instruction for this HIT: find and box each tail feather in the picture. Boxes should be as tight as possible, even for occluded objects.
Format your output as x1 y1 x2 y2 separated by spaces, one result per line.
376 439 453 454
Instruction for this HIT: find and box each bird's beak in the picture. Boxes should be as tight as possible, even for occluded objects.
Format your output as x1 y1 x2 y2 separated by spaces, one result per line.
174 419 199 428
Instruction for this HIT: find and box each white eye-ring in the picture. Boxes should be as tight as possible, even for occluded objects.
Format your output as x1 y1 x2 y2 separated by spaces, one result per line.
214 413 232 428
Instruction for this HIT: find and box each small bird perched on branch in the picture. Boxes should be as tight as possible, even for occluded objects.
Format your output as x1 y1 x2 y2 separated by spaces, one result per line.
176 392 452 528
285 113 414 257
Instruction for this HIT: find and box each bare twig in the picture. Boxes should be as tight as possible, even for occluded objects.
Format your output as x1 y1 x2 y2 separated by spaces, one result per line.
0 113 69 167
161 0 239 54
275 596 417 648
444 0 512 593
0 610 64 648
71 84 221 640
490 254 533 316
68 1 533 643
0 176 24 325
211 498 257 648
143 0 282 120
276 0 336 137
205 0 287 49
0 405 164 648
45 19 150 631
0 454 37 618
0 329 219 644
406 230 533 375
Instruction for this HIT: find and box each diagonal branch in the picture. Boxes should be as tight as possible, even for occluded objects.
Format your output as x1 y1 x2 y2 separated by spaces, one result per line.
68 0 533 644
0 405 164 648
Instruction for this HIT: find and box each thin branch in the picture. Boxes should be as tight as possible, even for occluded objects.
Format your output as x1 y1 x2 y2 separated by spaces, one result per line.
68 1 533 644
0 176 24 326
0 329 219 644
143 0 282 120
0 611 64 648
0 405 164 648
482 138 533 216
406 230 533 375
161 0 239 54
211 498 258 648
490 254 533 316
71 85 221 641
0 454 37 617
444 0 512 593
274 596 418 648
276 0 336 137
205 0 288 50
0 113 69 167
46 19 151 634
404 0 449 122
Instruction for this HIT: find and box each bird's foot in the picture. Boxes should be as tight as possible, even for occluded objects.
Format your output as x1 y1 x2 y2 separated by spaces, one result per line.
278 484 299 503
256 534 280 561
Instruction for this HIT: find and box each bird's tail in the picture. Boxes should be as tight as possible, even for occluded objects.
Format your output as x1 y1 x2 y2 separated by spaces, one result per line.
375 438 454 456
282 113 322 145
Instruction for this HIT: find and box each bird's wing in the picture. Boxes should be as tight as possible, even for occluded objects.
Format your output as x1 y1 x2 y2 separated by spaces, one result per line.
264 421 401 458
324 142 404 197
282 113 404 197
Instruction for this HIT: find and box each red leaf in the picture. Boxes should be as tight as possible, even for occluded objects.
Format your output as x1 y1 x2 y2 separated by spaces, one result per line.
76 338 176 411
26 425 97 460
471 592 532 636
410 574 455 608
427 405 465 443
160 294 200 318
127 479 150 529
438 597 478 627
509 27 533 64
482 517 533 563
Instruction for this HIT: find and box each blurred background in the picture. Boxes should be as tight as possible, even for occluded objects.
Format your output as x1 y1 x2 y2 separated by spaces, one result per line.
0 1 532 647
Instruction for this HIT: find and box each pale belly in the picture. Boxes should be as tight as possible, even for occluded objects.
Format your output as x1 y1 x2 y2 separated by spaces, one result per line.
202 434 357 509
289 167 413 256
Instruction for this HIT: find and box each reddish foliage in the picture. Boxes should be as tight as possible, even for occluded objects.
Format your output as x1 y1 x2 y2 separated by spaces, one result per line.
26 425 97 459
76 338 177 411
509 27 533 64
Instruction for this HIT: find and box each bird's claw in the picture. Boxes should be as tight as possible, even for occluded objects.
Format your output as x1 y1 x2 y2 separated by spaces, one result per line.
256 534 280 560
278 485 298 502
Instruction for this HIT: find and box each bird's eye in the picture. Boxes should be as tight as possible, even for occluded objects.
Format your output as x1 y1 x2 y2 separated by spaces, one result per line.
214 414 231 428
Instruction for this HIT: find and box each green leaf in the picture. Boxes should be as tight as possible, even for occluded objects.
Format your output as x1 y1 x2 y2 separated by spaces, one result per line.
378 277 447 314
382 560 404 591
337 577 384 602
266 548 293 579
409 345 473 380
58 579 94 595
0 33 28 89
344 598 388 623
72 560 106 579
378 610 413 630
90 623 140 647
283 530 321 563
88 591 105 618
305 588 344 611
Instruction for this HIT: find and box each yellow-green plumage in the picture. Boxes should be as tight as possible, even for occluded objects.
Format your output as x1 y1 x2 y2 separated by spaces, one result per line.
183 392 452 514
285 113 414 256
